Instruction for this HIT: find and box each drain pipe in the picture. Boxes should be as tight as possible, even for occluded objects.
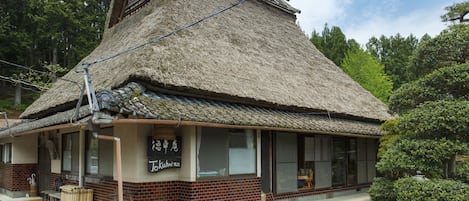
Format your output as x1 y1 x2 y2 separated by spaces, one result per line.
92 131 123 201
78 127 86 187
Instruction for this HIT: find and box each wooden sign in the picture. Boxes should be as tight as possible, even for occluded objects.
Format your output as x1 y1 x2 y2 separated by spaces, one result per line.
148 159 181 173
147 136 182 173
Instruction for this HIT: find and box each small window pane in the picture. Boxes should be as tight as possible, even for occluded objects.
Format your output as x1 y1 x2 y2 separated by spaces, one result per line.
0 144 4 162
86 137 99 174
86 128 114 177
99 134 114 176
197 128 229 177
2 143 12 163
197 128 257 178
62 133 79 173
229 129 256 175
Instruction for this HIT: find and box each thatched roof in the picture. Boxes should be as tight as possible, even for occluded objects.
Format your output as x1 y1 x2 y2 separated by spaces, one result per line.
21 0 391 122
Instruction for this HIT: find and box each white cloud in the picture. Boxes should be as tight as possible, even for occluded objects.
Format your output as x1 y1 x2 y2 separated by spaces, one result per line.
289 0 352 35
343 5 446 44
288 0 448 45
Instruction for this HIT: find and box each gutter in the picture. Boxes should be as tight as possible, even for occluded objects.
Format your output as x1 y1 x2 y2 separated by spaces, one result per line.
0 112 12 137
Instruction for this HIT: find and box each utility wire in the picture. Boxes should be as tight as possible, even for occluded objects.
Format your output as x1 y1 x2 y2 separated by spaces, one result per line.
0 59 83 91
81 0 247 68
0 59 46 74
0 74 49 91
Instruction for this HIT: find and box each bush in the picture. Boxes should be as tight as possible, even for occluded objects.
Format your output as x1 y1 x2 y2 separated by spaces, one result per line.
368 177 396 201
456 161 469 183
376 138 467 179
395 177 469 201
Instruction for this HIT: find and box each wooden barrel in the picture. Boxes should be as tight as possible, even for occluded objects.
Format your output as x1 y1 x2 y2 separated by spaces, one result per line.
30 184 37 197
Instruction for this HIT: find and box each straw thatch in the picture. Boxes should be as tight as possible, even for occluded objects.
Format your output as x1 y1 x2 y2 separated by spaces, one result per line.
21 0 391 122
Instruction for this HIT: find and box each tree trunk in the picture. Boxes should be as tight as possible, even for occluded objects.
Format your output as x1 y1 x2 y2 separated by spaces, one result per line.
14 83 22 106
52 46 58 65
1 68 5 87
448 155 457 178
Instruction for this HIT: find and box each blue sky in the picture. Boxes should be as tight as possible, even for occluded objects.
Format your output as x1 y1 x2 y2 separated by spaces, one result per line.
288 0 465 44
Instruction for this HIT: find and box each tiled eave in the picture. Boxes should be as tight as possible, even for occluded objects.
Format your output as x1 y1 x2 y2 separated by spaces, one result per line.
0 82 384 138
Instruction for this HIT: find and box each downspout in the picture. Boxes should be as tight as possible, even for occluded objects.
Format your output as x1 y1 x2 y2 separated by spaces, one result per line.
79 126 86 187
92 132 123 201
78 64 122 201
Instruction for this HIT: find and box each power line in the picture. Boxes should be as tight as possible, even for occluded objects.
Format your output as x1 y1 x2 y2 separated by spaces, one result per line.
0 59 83 91
0 74 49 91
0 59 47 74
80 0 247 68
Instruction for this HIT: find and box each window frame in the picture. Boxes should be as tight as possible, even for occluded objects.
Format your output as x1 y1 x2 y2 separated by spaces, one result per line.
61 128 114 178
1 143 12 163
62 132 79 174
85 127 114 178
196 127 257 179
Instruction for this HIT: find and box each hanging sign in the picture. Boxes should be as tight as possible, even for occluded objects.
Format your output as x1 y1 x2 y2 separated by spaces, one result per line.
147 136 182 173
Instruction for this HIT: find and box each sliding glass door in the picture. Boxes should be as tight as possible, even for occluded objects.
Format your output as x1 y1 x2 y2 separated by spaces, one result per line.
332 137 357 187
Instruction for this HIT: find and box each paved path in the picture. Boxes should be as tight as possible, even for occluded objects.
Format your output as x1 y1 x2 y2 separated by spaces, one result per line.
0 192 372 201
0 194 41 201
318 193 372 201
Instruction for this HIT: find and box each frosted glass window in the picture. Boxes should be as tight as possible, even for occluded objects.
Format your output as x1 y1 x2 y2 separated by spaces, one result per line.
229 130 256 174
86 127 113 177
1 143 11 163
275 133 297 193
197 128 256 178
62 133 79 173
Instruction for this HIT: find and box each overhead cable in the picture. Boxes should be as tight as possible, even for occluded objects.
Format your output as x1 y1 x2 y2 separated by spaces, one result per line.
80 0 247 68
0 59 82 91
0 59 46 74
0 74 49 91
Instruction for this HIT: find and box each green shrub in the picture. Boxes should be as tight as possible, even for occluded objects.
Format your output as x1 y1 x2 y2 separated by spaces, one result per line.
395 177 469 201
368 177 396 201
456 161 469 183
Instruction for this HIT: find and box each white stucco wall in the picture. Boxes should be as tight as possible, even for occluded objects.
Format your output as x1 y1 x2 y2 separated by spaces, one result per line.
114 124 195 183
12 134 38 164
179 126 196 181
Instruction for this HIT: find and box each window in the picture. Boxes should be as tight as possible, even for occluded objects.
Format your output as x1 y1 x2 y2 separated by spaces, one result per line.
62 133 79 173
108 0 151 28
357 138 378 183
197 128 256 178
297 135 332 190
86 128 113 177
331 137 357 187
62 129 114 177
1 143 12 163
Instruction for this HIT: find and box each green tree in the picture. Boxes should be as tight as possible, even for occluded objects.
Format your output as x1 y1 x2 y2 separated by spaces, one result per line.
310 24 351 66
408 24 469 79
370 7 469 198
0 0 109 72
366 34 419 89
341 48 393 103
0 0 109 107
441 1 469 23
389 63 469 113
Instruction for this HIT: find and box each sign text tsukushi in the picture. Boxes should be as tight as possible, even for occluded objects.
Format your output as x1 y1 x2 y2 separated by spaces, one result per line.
147 136 182 173
148 159 181 173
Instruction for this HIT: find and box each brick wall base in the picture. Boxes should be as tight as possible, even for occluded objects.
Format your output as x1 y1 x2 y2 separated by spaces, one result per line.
51 173 261 201
0 163 38 191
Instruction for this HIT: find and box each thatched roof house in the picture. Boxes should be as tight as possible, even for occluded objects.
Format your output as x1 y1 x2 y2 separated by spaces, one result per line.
0 0 390 200
20 0 390 122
